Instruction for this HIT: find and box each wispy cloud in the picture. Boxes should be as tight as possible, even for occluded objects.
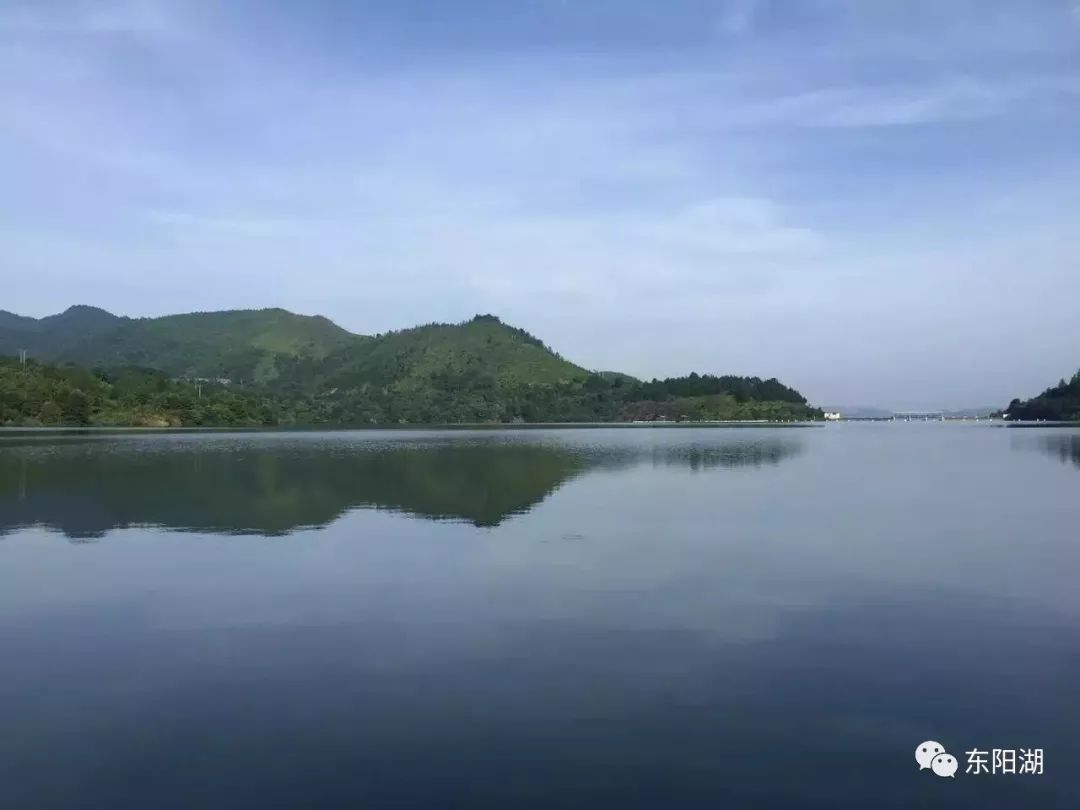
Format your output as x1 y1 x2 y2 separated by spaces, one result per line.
729 75 1080 128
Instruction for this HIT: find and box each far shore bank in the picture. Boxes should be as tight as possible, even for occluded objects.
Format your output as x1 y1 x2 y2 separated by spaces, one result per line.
0 421 824 434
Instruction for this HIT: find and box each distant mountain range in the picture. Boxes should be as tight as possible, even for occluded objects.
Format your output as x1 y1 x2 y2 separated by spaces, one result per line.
0 306 821 426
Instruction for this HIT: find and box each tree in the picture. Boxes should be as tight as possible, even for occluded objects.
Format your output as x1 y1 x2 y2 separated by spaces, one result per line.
62 389 91 425
39 400 62 424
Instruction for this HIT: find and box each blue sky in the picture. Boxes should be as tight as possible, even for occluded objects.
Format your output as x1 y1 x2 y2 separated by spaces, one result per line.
2 0 1079 409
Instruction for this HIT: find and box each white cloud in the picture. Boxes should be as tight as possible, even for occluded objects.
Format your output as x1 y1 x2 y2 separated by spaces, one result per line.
129 193 826 312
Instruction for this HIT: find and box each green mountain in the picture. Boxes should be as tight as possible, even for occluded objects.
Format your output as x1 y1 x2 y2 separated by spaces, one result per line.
0 305 821 426
1006 370 1080 421
277 315 590 422
316 315 587 390
1 306 358 384
0 305 121 359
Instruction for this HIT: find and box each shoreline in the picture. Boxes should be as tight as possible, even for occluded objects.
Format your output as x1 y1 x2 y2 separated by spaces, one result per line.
0 421 824 434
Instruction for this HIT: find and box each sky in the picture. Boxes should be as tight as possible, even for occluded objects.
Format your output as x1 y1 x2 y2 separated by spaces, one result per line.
2 0 1079 410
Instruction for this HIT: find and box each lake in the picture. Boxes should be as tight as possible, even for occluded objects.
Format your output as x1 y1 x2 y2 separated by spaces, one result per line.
1 425 1078 808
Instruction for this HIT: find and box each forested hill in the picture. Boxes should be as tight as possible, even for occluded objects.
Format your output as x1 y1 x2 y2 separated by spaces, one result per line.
0 306 357 384
0 306 821 426
0 305 120 359
1006 371 1080 421
291 314 589 393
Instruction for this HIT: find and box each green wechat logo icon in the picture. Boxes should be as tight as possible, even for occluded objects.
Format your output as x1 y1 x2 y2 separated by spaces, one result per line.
916 741 958 778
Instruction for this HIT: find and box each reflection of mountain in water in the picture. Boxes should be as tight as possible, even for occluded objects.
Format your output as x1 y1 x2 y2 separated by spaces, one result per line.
1034 434 1080 470
0 433 802 538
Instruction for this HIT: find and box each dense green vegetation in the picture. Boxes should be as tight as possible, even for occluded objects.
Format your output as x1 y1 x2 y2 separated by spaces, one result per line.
262 373 817 425
0 358 280 427
1006 370 1080 421
616 393 816 422
634 373 807 403
0 307 822 426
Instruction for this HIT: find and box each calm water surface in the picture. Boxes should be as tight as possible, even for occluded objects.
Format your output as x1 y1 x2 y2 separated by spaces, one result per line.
1 425 1078 808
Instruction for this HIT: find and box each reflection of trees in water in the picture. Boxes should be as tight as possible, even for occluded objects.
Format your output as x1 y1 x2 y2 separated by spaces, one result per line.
647 441 800 471
579 438 801 474
0 443 585 538
1038 434 1080 469
0 434 803 538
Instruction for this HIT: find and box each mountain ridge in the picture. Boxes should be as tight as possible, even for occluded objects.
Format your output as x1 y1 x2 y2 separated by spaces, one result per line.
0 305 821 425
2 306 360 384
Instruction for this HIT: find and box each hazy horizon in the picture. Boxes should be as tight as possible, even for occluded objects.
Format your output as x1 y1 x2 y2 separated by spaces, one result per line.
3 0 1079 410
